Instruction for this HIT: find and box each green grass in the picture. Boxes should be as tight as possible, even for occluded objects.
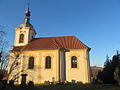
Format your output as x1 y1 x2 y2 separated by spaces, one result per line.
3 84 120 90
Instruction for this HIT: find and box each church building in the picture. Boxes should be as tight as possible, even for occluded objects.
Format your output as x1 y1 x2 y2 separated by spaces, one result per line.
8 8 91 84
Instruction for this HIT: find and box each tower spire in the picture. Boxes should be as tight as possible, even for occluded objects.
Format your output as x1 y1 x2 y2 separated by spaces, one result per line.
20 3 33 28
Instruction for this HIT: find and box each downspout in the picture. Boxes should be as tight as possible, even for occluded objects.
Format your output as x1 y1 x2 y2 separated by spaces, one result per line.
58 48 66 83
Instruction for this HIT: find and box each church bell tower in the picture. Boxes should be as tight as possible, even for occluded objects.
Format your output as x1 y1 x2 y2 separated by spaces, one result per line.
14 7 36 47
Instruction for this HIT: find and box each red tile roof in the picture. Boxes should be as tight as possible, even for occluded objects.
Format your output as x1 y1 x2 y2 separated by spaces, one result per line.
12 36 90 51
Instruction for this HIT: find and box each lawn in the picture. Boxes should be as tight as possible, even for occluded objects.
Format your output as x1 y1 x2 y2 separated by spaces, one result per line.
3 83 120 90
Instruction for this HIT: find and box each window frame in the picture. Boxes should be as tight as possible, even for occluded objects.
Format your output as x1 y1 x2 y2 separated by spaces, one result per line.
45 56 51 69
28 57 34 69
71 56 77 68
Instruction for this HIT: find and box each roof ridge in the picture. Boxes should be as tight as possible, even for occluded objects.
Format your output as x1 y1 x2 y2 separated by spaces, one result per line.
34 35 75 39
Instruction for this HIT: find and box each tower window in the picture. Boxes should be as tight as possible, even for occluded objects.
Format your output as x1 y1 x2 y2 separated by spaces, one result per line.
45 56 51 69
19 34 24 43
28 57 34 69
71 56 77 68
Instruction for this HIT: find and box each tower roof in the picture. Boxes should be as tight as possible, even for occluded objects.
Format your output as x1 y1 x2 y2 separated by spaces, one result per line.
20 7 33 28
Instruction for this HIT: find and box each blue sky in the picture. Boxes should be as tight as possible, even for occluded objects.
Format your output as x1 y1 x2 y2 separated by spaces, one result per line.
1 0 120 67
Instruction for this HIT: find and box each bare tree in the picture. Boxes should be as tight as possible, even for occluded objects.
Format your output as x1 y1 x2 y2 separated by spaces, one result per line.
0 26 9 80
0 26 8 51
7 52 22 82
0 51 9 71
7 46 27 83
0 26 26 83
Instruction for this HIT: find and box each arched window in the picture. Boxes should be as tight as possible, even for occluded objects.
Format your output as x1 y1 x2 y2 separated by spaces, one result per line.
71 56 77 68
28 57 34 69
19 34 24 43
45 56 51 69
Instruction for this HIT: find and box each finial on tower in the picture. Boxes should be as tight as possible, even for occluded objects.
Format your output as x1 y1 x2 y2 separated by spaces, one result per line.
116 50 119 55
25 3 30 16
28 2 30 9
